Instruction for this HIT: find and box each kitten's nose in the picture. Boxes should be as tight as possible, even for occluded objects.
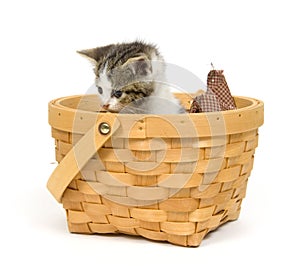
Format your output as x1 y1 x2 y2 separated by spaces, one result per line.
102 104 110 110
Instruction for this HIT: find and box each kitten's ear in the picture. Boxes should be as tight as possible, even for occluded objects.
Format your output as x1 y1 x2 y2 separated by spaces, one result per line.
77 44 115 65
123 54 152 76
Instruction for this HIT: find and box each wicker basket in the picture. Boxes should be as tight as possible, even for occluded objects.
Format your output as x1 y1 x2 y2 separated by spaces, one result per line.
47 93 264 246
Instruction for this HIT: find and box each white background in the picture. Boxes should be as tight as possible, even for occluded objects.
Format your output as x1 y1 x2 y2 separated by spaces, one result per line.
1 0 299 265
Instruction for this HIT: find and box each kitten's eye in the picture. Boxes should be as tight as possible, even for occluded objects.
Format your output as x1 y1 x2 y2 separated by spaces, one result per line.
113 90 123 98
97 86 103 94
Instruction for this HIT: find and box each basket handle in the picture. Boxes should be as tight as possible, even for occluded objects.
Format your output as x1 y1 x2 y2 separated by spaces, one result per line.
47 115 120 203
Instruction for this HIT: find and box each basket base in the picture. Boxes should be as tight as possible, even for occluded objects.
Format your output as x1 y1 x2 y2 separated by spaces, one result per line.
65 198 243 247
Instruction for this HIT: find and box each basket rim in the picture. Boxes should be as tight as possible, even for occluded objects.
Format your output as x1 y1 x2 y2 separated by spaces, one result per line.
48 94 264 137
51 93 260 113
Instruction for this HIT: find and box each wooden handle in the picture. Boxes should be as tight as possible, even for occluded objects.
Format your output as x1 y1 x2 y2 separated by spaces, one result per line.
47 115 120 202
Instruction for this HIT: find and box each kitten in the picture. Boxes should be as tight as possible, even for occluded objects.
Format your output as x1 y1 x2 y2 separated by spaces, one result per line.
78 41 184 114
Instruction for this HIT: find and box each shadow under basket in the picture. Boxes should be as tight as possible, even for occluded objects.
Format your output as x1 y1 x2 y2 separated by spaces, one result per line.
47 93 264 247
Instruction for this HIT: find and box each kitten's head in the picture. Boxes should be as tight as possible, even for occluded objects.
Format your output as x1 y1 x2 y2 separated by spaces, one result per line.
78 41 164 112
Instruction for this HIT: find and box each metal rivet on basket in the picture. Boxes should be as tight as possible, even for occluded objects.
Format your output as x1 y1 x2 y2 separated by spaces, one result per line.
99 122 111 135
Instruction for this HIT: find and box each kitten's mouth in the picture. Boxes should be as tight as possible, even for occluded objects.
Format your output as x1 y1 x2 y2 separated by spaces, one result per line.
102 104 110 110
102 104 123 113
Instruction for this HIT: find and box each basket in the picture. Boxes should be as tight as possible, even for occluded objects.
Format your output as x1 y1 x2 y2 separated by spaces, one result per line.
47 93 264 246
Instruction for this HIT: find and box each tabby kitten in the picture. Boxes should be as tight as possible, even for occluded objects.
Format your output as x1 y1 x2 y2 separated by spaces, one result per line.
78 41 184 114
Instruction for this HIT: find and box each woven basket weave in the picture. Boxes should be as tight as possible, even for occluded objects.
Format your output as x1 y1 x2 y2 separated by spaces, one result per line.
47 93 264 247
